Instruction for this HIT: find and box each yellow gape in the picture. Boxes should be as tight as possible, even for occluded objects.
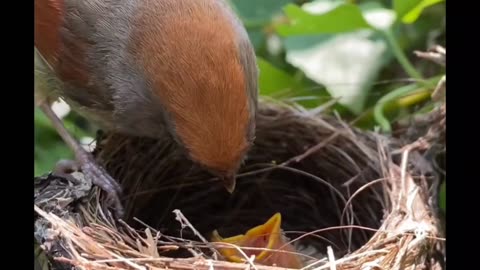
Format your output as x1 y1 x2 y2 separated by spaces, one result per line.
211 213 304 269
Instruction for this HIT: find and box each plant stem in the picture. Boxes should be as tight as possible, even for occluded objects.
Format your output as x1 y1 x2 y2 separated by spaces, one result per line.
395 89 430 107
373 75 441 133
383 29 424 81
374 84 418 133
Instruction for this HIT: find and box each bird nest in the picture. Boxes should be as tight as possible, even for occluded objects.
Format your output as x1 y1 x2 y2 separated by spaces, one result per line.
34 101 446 270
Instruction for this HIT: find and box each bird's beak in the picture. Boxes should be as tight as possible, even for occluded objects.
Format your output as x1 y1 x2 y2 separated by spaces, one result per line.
211 213 304 268
220 174 236 193
211 213 282 262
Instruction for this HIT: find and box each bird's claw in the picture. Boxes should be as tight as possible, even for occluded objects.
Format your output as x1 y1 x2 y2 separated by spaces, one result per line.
54 154 125 218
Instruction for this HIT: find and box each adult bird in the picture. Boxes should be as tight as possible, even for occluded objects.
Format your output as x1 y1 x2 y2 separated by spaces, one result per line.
34 0 259 216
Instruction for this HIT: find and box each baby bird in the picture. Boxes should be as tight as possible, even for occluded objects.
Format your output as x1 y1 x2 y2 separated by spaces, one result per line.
211 213 305 268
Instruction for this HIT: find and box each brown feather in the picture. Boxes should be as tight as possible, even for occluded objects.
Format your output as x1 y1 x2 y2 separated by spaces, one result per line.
35 0 103 105
34 0 64 66
132 0 252 174
35 0 92 88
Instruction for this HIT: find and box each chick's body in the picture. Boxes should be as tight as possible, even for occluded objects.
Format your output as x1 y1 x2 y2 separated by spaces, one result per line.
35 0 258 195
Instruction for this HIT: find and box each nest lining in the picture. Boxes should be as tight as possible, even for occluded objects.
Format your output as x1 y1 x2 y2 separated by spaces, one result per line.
34 101 445 270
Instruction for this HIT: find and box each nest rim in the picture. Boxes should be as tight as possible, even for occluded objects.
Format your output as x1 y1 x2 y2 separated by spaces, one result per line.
34 101 446 270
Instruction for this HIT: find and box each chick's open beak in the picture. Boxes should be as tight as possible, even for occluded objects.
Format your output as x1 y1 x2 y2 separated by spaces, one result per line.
211 213 304 268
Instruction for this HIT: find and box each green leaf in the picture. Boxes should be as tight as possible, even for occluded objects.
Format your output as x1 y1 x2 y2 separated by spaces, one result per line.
359 2 396 30
402 0 444 24
284 32 388 114
394 0 420 18
227 0 294 52
298 0 344 14
276 3 372 36
257 57 302 96
228 0 292 23
394 0 444 24
258 57 332 108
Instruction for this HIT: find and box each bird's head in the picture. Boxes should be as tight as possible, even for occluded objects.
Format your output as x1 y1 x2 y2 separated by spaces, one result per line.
211 213 304 268
132 0 258 192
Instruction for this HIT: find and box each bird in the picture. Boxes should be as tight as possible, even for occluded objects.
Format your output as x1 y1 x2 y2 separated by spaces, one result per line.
211 213 305 268
34 0 259 217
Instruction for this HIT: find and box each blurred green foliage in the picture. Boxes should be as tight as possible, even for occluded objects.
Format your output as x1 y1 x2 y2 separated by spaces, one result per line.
34 0 445 210
34 107 92 175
